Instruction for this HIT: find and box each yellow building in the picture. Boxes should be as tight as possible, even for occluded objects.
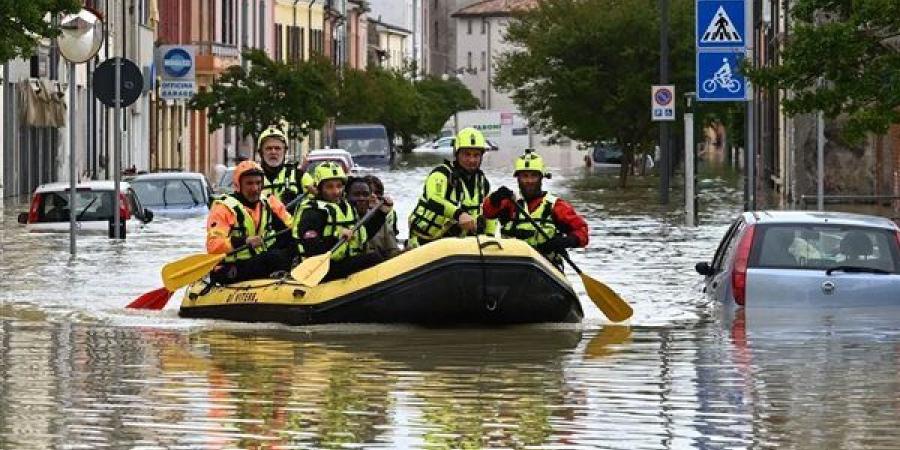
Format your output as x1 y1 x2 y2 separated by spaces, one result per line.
272 0 328 157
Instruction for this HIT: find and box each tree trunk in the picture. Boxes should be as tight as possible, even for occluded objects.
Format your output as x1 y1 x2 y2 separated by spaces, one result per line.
890 124 900 215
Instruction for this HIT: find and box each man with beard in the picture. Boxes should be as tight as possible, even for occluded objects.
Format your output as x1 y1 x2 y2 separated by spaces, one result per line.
256 126 309 206
407 127 497 247
206 160 294 283
482 149 589 271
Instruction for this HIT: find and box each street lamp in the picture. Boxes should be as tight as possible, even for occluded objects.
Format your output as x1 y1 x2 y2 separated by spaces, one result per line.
57 8 104 255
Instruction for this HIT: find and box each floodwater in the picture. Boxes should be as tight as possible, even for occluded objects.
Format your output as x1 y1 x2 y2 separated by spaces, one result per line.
2 148 899 449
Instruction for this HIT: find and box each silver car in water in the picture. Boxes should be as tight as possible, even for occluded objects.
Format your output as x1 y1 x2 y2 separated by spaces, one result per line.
696 211 900 308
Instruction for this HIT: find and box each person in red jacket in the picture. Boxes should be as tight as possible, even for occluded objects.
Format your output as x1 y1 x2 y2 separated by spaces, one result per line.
482 149 589 271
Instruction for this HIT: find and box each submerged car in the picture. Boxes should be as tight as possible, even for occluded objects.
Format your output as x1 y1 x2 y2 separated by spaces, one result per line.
334 124 393 166
696 211 900 308
130 172 214 218
301 149 356 175
17 180 153 234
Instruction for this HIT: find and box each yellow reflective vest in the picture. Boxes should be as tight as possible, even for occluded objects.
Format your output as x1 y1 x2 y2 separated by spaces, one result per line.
501 194 563 266
294 199 367 261
262 164 301 201
214 195 278 263
408 161 496 241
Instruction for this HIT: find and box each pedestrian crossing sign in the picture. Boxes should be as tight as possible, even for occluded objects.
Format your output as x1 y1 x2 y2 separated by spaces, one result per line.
696 1 746 49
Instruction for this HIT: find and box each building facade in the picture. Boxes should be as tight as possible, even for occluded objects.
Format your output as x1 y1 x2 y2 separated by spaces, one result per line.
452 0 535 111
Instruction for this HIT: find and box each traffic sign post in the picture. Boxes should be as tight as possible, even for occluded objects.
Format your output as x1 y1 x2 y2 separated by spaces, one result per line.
696 51 747 101
651 85 676 121
696 0 749 102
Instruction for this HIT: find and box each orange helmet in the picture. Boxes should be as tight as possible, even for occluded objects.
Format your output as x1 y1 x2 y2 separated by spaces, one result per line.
232 160 265 187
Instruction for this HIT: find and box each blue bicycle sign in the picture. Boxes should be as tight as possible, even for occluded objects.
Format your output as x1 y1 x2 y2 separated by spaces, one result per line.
696 51 747 102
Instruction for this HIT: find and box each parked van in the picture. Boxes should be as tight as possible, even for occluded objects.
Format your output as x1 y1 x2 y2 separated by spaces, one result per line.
333 124 393 167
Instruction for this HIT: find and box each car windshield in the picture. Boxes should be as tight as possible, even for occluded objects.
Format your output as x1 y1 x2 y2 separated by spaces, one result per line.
132 179 205 207
750 224 900 273
593 144 623 163
37 190 115 222
336 128 389 156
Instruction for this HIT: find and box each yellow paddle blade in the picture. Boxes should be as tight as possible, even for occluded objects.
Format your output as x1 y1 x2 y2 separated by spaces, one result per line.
290 252 331 287
580 272 633 322
162 253 226 291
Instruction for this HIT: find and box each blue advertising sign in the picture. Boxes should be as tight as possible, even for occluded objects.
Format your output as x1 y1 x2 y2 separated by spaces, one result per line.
163 48 193 78
696 0 746 49
696 51 748 102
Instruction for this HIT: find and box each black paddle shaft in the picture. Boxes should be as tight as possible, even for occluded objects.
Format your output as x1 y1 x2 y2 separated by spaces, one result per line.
327 200 386 254
510 198 583 275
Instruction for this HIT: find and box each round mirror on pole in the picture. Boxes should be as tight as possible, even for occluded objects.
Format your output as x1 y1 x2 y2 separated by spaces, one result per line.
58 9 104 63
57 8 104 255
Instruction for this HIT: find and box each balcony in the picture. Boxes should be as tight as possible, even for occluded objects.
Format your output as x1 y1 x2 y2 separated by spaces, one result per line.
192 41 240 75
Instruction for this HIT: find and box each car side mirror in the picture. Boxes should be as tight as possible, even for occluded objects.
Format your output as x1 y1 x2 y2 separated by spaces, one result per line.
695 262 714 276
143 209 154 223
17 212 28 224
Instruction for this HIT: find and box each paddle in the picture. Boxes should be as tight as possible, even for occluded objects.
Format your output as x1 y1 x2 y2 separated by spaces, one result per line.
126 227 293 310
290 200 385 287
127 194 307 310
510 198 633 322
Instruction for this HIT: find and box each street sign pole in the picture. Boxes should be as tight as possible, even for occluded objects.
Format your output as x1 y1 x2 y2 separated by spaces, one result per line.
58 10 104 255
113 56 122 239
68 62 77 254
659 0 670 205
684 93 695 226
745 0 755 211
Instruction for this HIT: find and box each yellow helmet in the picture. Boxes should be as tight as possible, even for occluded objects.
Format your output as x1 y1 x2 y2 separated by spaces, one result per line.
257 126 288 150
313 161 347 186
454 127 487 153
513 149 547 176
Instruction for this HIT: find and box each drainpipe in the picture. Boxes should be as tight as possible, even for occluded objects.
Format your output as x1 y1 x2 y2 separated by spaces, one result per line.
309 0 317 57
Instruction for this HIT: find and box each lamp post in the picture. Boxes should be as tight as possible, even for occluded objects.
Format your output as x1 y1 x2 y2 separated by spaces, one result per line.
57 9 104 256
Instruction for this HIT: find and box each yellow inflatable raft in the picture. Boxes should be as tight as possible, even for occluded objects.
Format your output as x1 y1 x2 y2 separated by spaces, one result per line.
179 237 583 325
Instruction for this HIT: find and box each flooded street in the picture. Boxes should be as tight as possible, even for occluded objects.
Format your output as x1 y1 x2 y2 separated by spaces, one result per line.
2 151 900 449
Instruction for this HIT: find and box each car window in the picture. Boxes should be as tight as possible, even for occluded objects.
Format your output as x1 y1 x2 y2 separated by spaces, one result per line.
750 224 900 273
132 179 205 206
37 190 114 223
711 219 742 271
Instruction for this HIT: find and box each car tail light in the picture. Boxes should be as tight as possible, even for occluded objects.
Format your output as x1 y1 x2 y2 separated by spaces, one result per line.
27 193 42 223
118 192 131 220
731 224 756 306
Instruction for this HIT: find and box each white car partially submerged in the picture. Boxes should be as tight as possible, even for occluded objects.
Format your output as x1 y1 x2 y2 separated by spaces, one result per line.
17 180 154 234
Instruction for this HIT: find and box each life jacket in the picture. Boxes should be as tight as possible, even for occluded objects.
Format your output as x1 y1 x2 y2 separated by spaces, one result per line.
215 195 278 263
408 161 494 241
502 193 563 266
294 199 366 261
262 163 301 201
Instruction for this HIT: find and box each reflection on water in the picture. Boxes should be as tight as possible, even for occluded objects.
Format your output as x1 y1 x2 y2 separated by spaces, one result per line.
3 316 900 449
3 150 900 448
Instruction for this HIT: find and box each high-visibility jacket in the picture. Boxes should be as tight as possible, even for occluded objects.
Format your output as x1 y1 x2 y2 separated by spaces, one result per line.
408 161 496 242
502 194 563 266
262 163 302 202
210 195 278 263
294 199 366 261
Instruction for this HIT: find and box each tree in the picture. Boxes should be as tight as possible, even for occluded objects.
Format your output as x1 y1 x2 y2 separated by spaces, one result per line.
494 0 693 186
415 75 480 137
189 49 338 141
744 0 900 141
336 68 478 151
0 0 80 61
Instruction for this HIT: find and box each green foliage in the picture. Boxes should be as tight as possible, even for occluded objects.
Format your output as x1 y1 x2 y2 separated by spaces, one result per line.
416 75 480 136
744 0 900 141
494 0 694 169
189 49 338 141
336 68 478 151
0 0 80 61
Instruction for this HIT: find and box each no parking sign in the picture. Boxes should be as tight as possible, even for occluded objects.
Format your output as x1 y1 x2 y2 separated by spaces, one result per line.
651 85 676 121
